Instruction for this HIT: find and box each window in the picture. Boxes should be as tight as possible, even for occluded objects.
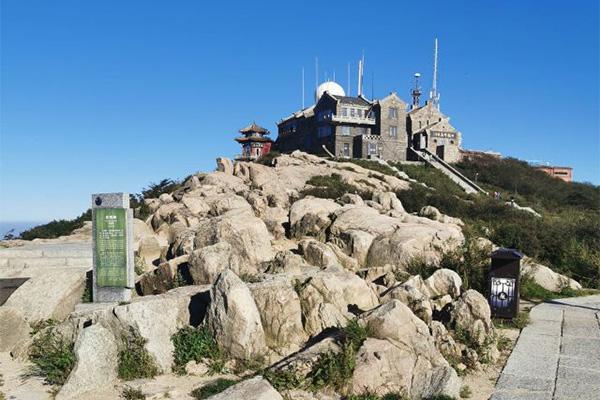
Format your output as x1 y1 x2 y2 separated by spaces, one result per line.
357 127 366 135
389 126 398 139
341 107 348 117
388 107 398 119
350 108 356 117
343 143 350 157
341 126 350 136
368 142 378 156
317 126 331 138
419 121 422 129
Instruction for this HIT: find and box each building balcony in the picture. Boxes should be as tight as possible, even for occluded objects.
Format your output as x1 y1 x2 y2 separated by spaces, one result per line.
325 114 376 125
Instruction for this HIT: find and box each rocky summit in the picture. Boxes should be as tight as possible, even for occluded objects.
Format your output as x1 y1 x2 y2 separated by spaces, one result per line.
0 151 584 400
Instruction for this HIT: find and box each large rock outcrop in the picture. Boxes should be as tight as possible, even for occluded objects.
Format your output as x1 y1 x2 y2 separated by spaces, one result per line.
207 270 268 360
56 324 118 400
353 300 460 398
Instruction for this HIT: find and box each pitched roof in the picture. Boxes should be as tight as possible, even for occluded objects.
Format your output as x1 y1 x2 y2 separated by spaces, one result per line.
278 105 315 124
239 122 270 134
336 95 371 106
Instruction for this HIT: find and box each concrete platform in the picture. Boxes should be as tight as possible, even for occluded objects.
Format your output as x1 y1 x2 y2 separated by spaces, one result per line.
492 295 600 400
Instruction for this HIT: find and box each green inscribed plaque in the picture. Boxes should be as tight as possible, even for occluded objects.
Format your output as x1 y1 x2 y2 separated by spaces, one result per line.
95 208 127 287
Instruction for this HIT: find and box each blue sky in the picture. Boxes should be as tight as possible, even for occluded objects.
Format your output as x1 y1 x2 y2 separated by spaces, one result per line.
1 0 598 223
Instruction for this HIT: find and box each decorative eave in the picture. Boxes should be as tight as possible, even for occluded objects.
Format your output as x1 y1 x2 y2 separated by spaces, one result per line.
235 136 273 143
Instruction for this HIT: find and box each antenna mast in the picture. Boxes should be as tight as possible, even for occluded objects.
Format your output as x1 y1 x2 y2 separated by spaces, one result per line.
347 62 350 95
429 38 440 109
357 53 365 96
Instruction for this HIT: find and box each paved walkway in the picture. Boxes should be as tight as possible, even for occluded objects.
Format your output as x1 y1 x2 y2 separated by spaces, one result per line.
492 295 600 400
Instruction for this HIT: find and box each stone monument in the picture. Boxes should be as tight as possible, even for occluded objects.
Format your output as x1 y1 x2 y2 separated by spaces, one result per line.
92 192 134 302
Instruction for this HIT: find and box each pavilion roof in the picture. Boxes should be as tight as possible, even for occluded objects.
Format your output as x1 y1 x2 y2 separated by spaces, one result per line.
239 122 270 135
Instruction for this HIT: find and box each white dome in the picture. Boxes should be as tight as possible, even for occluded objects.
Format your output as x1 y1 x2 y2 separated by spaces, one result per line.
315 81 345 101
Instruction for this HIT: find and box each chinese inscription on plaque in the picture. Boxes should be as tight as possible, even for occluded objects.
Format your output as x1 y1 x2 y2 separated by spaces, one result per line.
95 208 127 287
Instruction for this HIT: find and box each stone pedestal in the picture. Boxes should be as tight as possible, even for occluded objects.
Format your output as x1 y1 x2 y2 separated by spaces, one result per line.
92 193 134 303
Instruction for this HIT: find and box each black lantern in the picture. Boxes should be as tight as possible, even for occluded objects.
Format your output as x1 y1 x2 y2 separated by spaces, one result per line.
488 248 523 319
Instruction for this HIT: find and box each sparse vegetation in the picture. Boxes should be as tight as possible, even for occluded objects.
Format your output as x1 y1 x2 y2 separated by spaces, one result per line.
239 273 263 283
118 327 159 381
495 334 512 352
394 155 600 289
30 319 58 335
122 386 146 400
338 158 396 176
190 378 238 399
171 326 224 375
28 326 75 386
302 174 370 200
459 385 472 399
134 255 146 276
306 320 371 393
262 369 304 391
405 237 490 293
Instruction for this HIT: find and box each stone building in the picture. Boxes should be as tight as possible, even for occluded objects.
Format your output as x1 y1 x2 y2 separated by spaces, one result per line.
408 102 462 163
276 80 462 163
275 40 464 163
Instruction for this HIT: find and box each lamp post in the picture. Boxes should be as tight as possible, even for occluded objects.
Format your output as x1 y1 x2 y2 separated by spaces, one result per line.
488 248 523 319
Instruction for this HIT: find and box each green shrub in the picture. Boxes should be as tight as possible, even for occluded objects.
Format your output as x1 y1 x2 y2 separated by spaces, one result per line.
118 327 159 381
513 312 530 329
122 386 145 400
302 174 370 200
190 378 238 399
20 209 91 240
495 334 512 352
459 385 472 399
262 369 303 391
405 254 438 280
306 320 371 393
28 326 75 386
438 237 490 293
171 326 223 375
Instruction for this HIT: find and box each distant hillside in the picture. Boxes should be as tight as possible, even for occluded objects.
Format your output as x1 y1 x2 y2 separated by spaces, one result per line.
394 154 600 288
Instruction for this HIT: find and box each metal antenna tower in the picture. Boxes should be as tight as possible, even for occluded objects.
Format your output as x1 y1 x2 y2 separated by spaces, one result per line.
429 38 440 109
357 52 365 96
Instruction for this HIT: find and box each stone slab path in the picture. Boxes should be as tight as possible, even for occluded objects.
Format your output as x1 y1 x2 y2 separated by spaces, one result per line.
492 295 600 400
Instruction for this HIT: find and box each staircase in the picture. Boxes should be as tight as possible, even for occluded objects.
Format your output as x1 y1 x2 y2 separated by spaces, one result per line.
411 148 488 195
